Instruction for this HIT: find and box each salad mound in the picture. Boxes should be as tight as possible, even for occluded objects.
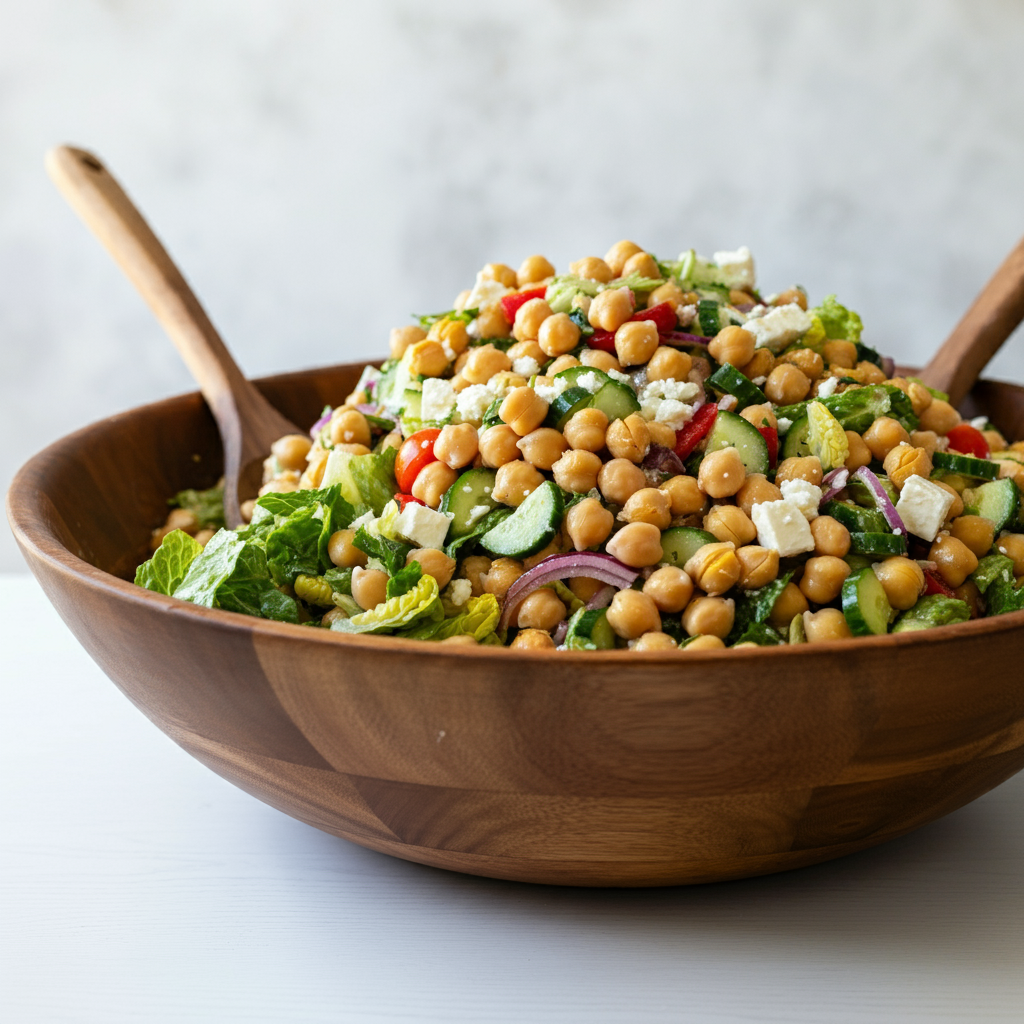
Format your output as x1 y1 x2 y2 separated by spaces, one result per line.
138 242 1024 650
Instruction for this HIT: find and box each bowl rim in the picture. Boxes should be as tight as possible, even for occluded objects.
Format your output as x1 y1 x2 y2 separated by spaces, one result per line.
8 365 1024 663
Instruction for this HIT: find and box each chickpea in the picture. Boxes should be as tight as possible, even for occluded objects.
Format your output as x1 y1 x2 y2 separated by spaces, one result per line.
499 386 549 437
588 287 634 331
516 588 567 632
478 424 522 467
511 628 556 650
998 460 1024 489
428 316 470 355
460 555 492 596
548 354 580 375
844 430 873 471
493 461 545 507
475 262 515 288
735 474 783 516
765 364 811 405
682 596 735 639
703 504 756 547
809 515 850 557
327 528 368 568
614 320 659 367
194 528 215 547
932 480 965 520
983 429 1007 452
332 443 372 457
681 634 727 651
799 556 851 605
996 533 1024 575
632 631 678 652
621 487 672 529
647 281 686 311
271 433 313 472
321 607 347 627
412 460 458 509
512 298 554 343
698 447 747 498
330 409 371 448
735 545 779 589
803 608 853 642
537 313 580 358
780 348 824 380
708 326 755 369
569 256 614 283
351 567 388 611
646 346 692 383
918 398 961 435
775 455 823 487
598 458 647 505
605 522 664 567
883 444 932 491
433 423 479 469
165 508 199 534
516 254 556 287
954 579 984 618
407 340 449 378
738 348 774 380
873 556 925 611
390 324 427 360
517 428 569 470
552 450 602 494
856 360 887 385
259 474 300 496
580 348 623 373
684 542 742 596
406 548 456 590
771 287 808 309
929 533 979 588
639 422 671 450
607 589 662 640
657 474 703 516
563 498 613 551
606 413 651 463
483 558 524 599
907 381 934 417
239 499 257 523
473 305 512 340
740 403 777 431
463 344 512 385
604 239 644 276
640 567 693 614
563 407 609 452
621 251 660 279
767 582 809 630
822 339 857 369
862 417 911 461
568 576 607 603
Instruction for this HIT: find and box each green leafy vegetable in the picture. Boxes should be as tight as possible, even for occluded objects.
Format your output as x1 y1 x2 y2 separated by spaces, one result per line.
444 506 513 560
353 525 411 577
731 622 785 647
568 307 594 337
265 504 326 586
322 444 399 516
809 294 863 343
545 275 603 313
135 529 203 595
985 577 1024 616
402 593 501 642
892 595 971 632
970 553 1015 595
413 308 478 330
169 485 225 530
386 560 422 600
728 571 794 644
330 573 443 635
324 567 354 595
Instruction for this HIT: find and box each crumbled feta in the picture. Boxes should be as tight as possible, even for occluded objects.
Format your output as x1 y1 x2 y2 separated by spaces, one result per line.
463 274 511 314
752 376 767 386
575 371 605 395
777 417 793 435
455 384 497 425
533 376 571 404
751 499 816 556
677 303 697 328
512 356 542 378
745 304 768 320
743 303 813 352
895 475 955 542
446 578 472 607
779 478 823 521
816 376 840 399
606 369 634 386
654 399 694 430
642 378 700 403
421 378 457 422
466 504 492 526
712 246 756 290
970 416 989 430
349 511 377 531
638 378 700 427
393 503 454 550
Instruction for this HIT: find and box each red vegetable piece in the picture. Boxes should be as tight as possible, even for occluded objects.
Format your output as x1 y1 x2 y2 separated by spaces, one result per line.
587 328 617 353
922 568 956 599
674 403 718 460
944 423 989 459
757 425 779 468
630 301 677 334
395 428 442 493
499 287 547 326
395 493 426 512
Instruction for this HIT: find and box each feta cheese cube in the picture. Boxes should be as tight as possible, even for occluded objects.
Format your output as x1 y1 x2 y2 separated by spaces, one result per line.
421 378 457 422
779 478 823 521
816 376 840 398
349 510 377 531
751 499 816 556
713 246 756 290
777 417 793 434
654 399 694 431
455 384 497 425
393 503 454 550
895 475 955 542
743 303 813 352
446 577 472 607
463 274 511 314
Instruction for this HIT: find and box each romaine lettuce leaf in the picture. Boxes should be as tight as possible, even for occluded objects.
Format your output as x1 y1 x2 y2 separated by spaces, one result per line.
728 571 794 644
984 576 1024 616
386 560 422 600
971 553 1015 595
321 445 399 516
353 525 411 576
892 595 971 632
810 295 863 343
807 401 850 472
135 529 203 595
544 275 603 314
330 573 443 635
265 504 326 586
402 593 500 642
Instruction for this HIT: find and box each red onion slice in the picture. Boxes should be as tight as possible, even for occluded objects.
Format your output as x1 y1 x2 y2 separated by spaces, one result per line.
659 331 710 347
852 466 907 535
882 356 896 379
585 585 616 610
552 620 569 646
499 552 639 632
819 467 849 506
309 408 333 439
642 443 686 485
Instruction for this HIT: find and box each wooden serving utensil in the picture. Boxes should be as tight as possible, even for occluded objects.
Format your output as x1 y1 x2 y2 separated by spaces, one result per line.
918 236 1024 408
45 145 300 528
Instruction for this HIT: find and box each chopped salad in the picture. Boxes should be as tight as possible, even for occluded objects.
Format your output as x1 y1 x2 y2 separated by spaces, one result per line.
137 242 1024 650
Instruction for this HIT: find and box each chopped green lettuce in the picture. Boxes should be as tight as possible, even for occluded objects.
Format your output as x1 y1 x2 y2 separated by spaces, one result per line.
728 571 794 644
545 275 602 314
731 622 785 647
321 444 399 516
402 593 501 642
985 576 1024 616
169 484 225 530
806 401 850 471
810 295 863 343
353 525 411 576
265 504 327 586
777 383 900 435
324 567 354 595
970 553 1015 595
414 308 477 330
135 529 203 595
386 561 422 600
330 573 443 635
892 595 970 632
609 272 665 293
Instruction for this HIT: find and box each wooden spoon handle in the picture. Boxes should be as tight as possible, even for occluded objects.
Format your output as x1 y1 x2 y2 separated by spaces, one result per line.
919 237 1024 408
45 145 297 526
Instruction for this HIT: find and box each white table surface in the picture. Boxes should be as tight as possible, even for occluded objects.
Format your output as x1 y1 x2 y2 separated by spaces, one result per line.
2 572 1023 1024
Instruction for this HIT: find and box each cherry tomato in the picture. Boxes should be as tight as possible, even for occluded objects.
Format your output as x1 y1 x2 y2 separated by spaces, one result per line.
499 287 547 325
674 403 718 459
944 423 989 459
922 568 956 599
395 429 441 493
587 328 617 353
630 301 677 333
395 493 426 512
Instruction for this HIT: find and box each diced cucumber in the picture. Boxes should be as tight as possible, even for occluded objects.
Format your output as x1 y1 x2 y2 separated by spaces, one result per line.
962 478 1019 532
781 414 811 460
660 527 717 568
930 468 971 493
706 363 766 410
849 532 907 557
401 388 423 420
932 451 999 480
843 553 874 573
479 481 564 558
697 298 723 336
842 567 892 636
553 366 611 390
823 500 888 534
589 380 641 422
564 606 617 651
546 386 593 430
439 468 499 539
703 410 769 475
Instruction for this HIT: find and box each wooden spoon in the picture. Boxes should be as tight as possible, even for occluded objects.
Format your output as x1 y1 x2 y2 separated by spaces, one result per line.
918 236 1024 408
45 145 301 528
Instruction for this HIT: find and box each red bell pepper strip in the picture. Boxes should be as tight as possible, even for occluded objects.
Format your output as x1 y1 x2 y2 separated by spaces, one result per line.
944 423 989 459
922 568 956 599
587 328 616 353
630 301 677 334
395 493 426 512
757 425 779 468
499 287 547 325
395 428 442 493
674 403 718 459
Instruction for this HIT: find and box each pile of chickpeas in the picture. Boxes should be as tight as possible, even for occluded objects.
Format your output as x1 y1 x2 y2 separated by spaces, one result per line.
151 239 1024 649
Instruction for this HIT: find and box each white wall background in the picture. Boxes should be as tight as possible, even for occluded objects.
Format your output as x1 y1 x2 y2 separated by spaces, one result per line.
2 0 1023 572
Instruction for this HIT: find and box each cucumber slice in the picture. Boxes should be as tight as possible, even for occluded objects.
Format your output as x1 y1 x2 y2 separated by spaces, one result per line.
781 414 811 460
589 380 641 422
849 532 908 557
479 481 564 558
660 527 717 568
706 363 767 410
401 388 423 420
822 500 887 534
962 477 1020 532
439 468 499 539
933 451 999 480
703 410 770 475
842 566 892 636
847 475 898 508
698 298 723 336
546 386 593 430
564 606 617 651
553 366 611 389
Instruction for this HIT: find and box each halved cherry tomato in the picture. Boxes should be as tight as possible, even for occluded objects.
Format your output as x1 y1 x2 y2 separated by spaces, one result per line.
499 287 547 325
944 423 989 459
922 568 956 598
395 428 441 493
674 403 718 459
630 301 677 334
395 493 426 512
757 424 779 468
587 328 617 353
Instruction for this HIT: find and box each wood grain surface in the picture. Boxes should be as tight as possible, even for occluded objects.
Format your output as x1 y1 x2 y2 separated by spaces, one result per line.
7 362 1024 886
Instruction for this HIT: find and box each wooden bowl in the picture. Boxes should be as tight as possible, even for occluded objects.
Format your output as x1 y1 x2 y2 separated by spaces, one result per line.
8 362 1024 887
